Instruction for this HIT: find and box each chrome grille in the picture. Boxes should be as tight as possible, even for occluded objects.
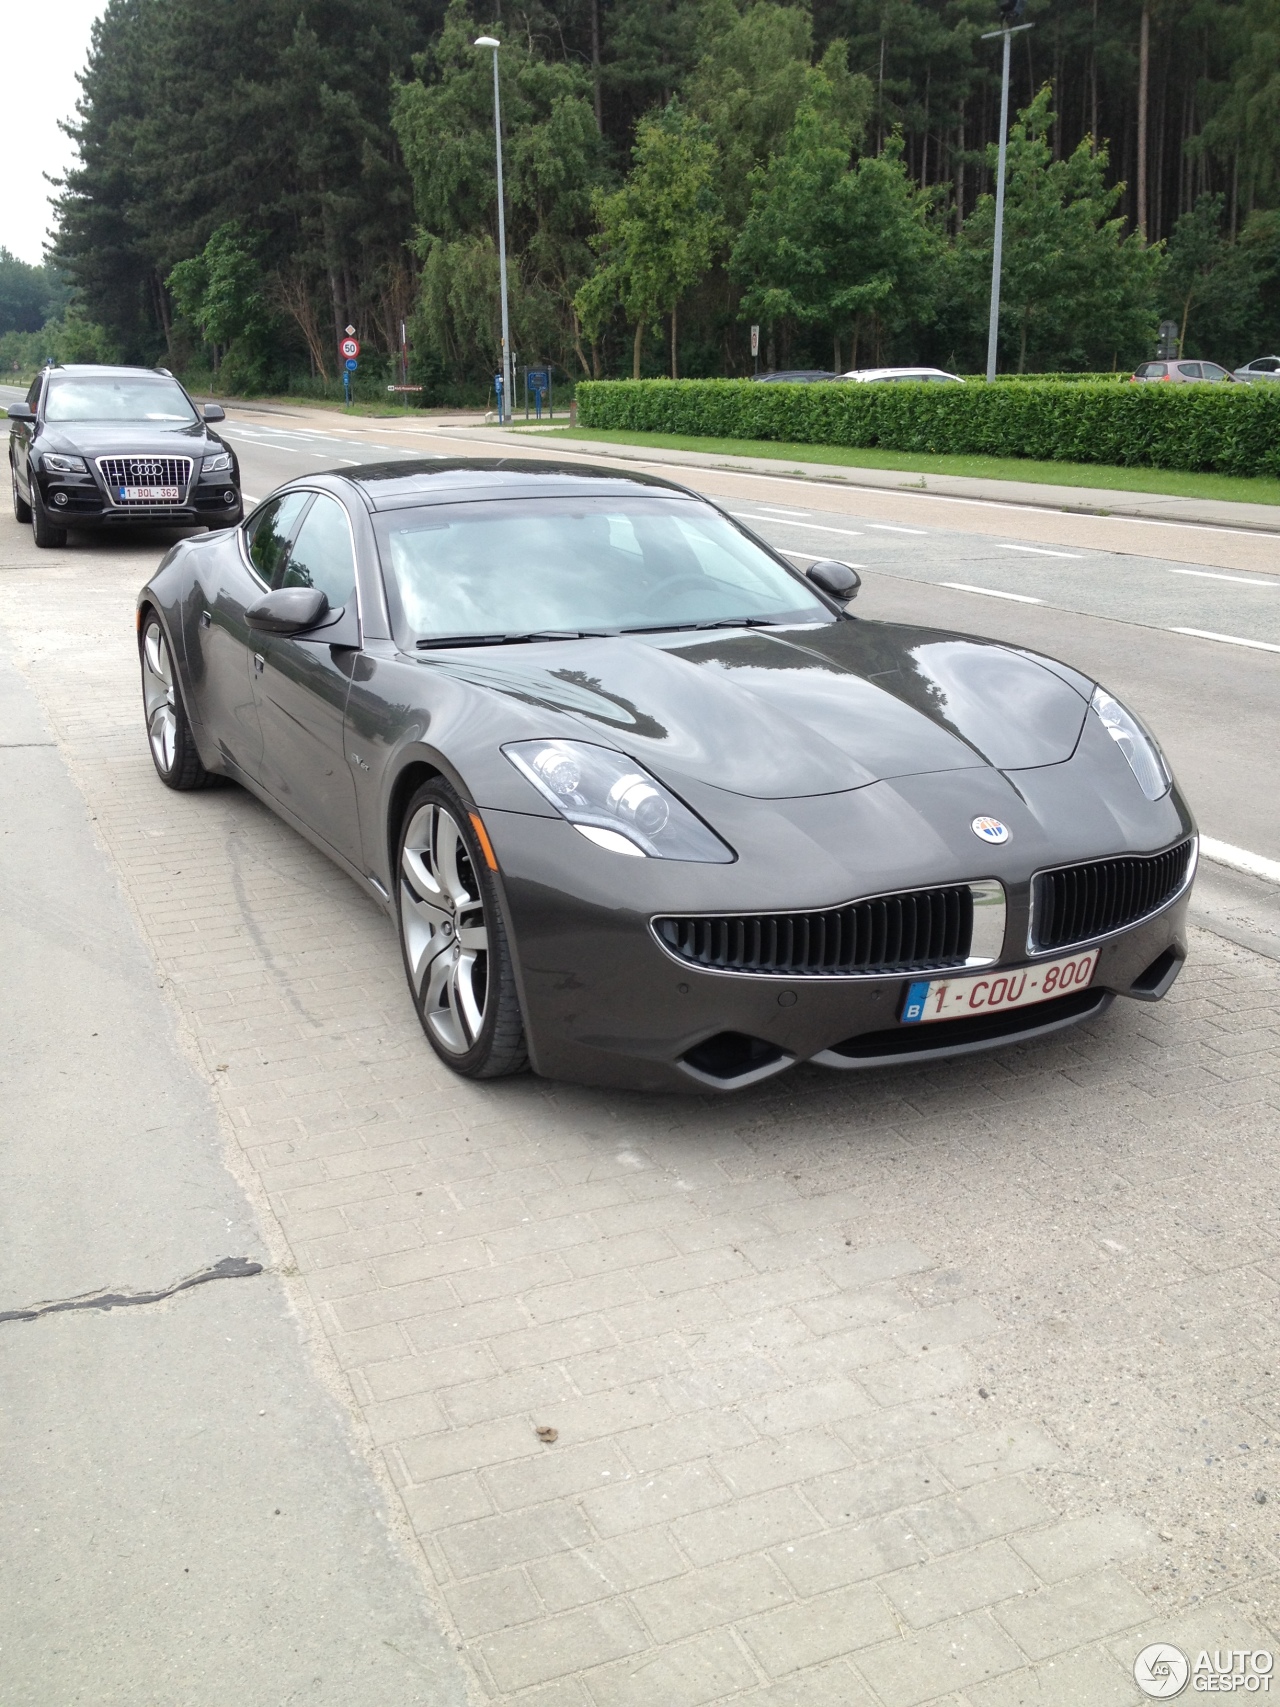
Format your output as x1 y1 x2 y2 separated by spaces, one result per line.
654 881 1006 978
97 455 193 505
1030 839 1195 953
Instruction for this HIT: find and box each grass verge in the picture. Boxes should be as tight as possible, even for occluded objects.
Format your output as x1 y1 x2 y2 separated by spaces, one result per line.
531 426 1280 507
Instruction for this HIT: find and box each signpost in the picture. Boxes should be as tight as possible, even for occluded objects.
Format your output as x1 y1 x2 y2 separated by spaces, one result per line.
982 7 1034 382
526 367 550 420
750 324 760 378
340 331 360 407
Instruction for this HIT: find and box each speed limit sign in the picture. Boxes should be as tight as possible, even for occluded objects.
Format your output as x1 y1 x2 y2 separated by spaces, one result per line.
340 336 360 359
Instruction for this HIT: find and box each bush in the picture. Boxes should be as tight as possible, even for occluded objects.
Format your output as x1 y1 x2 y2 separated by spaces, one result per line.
576 378 1280 477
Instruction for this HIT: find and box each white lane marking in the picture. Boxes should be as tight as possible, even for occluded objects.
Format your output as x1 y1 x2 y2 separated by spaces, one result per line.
751 506 814 518
1172 627 1280 653
867 523 928 534
1201 837 1280 884
941 582 1043 604
737 515 864 540
1170 568 1280 586
996 543 1082 559
783 551 867 565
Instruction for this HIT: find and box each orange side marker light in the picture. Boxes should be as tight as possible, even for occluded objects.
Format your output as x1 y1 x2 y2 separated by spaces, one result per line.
469 812 499 871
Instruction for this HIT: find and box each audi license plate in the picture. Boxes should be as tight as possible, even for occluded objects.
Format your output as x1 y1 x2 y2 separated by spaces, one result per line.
120 485 181 502
901 949 1098 1025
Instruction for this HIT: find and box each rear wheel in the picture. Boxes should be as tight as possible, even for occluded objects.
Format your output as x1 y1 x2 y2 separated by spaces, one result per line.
140 614 212 790
396 780 528 1079
30 480 66 549
11 461 31 523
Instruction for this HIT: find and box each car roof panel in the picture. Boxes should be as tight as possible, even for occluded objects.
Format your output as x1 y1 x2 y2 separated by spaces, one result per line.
343 458 696 511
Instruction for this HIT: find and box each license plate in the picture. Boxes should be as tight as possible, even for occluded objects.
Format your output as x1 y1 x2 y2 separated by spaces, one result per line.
120 486 181 502
901 949 1098 1024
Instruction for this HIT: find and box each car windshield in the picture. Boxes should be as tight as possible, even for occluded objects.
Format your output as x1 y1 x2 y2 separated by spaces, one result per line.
373 494 834 645
44 376 197 423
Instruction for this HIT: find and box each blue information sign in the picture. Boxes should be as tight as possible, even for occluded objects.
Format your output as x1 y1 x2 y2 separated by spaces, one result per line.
344 357 358 372
526 368 549 393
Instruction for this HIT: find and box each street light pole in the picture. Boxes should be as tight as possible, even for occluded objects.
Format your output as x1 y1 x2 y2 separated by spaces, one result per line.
981 17 1033 383
475 36 513 425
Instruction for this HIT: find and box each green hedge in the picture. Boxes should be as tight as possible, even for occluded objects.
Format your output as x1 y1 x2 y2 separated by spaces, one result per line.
576 378 1280 478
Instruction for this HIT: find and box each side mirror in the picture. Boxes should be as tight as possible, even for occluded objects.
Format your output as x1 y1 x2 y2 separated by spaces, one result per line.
202 403 226 422
245 586 330 634
6 403 35 421
806 559 861 603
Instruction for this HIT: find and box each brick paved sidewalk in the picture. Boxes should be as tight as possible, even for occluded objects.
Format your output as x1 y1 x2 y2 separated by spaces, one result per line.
3 534 1277 1705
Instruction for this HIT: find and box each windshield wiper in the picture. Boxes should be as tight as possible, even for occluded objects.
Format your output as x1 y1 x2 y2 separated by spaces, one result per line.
416 630 616 650
616 617 790 636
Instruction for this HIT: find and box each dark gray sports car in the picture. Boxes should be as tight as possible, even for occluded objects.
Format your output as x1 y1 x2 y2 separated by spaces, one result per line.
136 459 1196 1092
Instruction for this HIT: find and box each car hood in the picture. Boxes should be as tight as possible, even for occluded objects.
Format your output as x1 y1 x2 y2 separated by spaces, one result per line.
38 420 221 458
424 622 1093 799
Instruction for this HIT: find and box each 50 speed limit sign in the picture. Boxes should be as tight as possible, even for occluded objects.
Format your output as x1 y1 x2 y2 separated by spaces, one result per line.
340 336 360 359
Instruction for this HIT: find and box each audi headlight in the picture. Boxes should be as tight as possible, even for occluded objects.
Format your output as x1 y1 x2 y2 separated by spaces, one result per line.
42 453 86 473
203 451 234 473
1091 686 1171 800
504 739 734 861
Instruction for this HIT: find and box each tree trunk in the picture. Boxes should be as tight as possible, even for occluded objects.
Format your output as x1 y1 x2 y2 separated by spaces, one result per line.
590 0 602 134
1019 309 1029 373
1089 0 1099 150
670 303 678 380
833 332 841 373
632 319 644 380
1137 3 1150 233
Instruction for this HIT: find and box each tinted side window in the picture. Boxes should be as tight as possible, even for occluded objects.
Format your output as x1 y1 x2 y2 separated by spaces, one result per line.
245 492 311 583
26 375 42 408
1177 362 1202 378
281 493 357 609
1201 363 1228 381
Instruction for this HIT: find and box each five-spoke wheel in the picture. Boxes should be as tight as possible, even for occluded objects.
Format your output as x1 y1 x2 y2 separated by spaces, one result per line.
139 612 211 790
397 780 527 1077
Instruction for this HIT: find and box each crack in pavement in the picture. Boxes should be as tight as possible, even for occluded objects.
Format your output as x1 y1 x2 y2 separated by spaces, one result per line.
0 1256 264 1323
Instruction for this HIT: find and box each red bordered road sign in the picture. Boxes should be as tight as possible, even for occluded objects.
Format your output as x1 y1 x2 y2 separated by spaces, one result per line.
340 337 360 359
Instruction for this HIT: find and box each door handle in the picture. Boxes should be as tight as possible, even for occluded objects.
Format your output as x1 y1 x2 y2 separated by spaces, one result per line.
199 610 211 629
253 652 265 675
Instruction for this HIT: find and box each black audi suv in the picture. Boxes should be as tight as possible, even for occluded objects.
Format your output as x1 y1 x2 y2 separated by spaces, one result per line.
8 364 241 548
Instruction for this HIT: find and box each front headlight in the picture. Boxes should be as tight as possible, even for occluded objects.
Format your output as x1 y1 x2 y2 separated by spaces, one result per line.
203 451 234 473
504 739 734 861
1091 686 1171 800
42 453 86 473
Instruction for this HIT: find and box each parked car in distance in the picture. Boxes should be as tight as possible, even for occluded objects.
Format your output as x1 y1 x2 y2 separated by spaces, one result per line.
751 370 838 383
1232 355 1280 382
1131 360 1234 383
8 363 241 548
841 367 963 384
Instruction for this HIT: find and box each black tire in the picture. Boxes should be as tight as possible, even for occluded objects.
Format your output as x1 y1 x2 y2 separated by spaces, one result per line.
12 460 32 524
396 779 528 1079
139 612 213 790
30 480 67 549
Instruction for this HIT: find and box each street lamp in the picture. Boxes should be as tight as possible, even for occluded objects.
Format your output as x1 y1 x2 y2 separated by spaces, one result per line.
981 4 1034 382
474 36 514 425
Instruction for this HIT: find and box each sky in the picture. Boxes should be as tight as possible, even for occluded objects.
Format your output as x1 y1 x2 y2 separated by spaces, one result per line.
3 2 107 264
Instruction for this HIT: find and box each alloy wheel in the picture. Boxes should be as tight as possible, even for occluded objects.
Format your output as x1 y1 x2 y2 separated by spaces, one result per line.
141 621 177 775
400 802 491 1055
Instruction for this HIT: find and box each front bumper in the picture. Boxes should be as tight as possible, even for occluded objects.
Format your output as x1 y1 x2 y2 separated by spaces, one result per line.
481 766 1196 1093
34 470 240 529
